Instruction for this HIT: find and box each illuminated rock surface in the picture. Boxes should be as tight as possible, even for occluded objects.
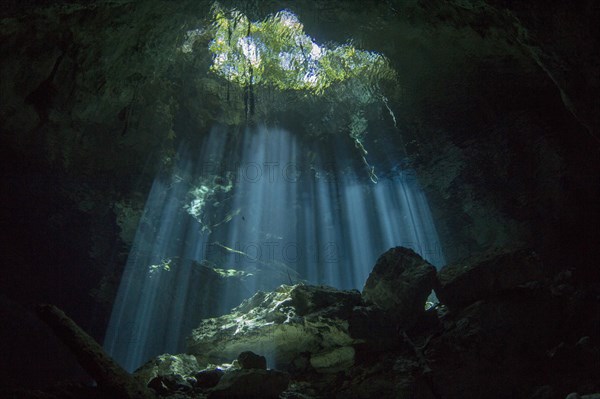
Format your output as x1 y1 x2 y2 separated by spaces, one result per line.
134 354 201 387
362 247 436 328
187 284 362 372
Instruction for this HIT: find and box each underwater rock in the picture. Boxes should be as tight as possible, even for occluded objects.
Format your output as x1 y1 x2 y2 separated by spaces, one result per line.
187 284 362 371
194 368 225 388
288 352 312 374
237 351 267 370
147 374 193 394
162 258 299 320
435 248 543 310
207 368 290 399
133 353 201 386
348 305 398 349
309 346 355 373
289 284 362 317
425 289 567 399
362 247 436 328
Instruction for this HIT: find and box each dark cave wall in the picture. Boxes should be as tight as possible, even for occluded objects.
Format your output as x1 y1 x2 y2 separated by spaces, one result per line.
402 0 600 271
0 0 598 389
274 0 600 268
314 0 600 269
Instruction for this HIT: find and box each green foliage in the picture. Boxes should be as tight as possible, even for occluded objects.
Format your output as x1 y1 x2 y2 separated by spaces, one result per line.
177 4 401 183
205 5 396 95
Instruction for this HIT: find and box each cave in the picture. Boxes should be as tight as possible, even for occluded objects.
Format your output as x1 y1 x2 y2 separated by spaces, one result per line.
0 0 598 398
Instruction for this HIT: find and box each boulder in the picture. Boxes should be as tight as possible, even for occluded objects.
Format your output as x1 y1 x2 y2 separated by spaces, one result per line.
425 289 565 399
348 305 398 349
289 284 361 318
187 284 362 372
133 353 200 386
208 369 290 399
147 374 193 394
362 247 437 328
309 346 355 373
237 351 267 370
194 368 225 388
435 248 543 310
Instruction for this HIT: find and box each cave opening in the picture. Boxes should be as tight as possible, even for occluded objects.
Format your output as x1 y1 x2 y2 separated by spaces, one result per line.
104 7 445 372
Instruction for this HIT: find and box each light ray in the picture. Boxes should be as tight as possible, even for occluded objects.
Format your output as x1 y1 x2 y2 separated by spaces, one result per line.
104 125 444 371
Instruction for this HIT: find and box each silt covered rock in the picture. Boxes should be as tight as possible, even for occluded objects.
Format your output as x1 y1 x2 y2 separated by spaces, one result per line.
237 351 267 370
187 284 362 372
362 247 437 328
133 353 201 387
435 248 543 310
207 368 290 399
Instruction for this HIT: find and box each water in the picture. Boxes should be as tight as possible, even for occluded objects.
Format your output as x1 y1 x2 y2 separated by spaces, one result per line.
104 125 445 371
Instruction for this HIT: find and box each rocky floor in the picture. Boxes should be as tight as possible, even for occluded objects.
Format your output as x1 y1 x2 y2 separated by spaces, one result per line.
7 246 598 399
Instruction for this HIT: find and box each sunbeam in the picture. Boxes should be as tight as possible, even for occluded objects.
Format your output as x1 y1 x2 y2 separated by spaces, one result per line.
104 125 444 371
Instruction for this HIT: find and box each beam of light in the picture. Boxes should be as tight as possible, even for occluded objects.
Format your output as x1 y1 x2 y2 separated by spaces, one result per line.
104 125 445 371
103 129 228 372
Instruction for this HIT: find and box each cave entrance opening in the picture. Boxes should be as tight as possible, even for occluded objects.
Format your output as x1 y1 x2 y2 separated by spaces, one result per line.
104 6 445 372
